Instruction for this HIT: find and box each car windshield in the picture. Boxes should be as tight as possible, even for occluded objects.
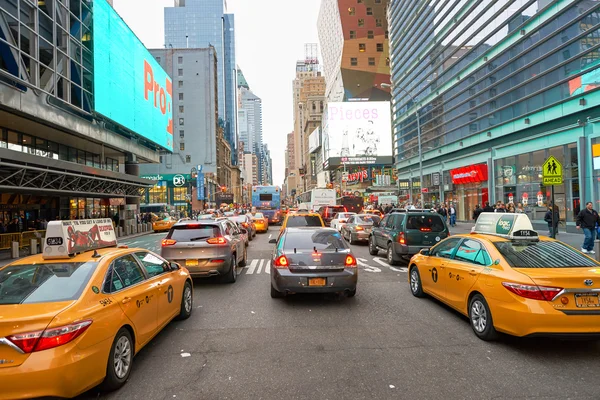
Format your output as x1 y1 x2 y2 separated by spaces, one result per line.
0 262 98 305
286 216 323 227
284 230 347 251
253 213 265 219
494 241 600 268
168 225 221 241
356 215 380 224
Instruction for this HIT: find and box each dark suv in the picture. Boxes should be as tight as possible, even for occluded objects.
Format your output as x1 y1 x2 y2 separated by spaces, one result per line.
368 209 449 265
318 205 347 227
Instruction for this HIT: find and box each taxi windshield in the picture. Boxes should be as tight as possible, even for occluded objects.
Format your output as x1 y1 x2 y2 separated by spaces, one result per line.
253 213 265 219
495 241 600 268
0 262 98 305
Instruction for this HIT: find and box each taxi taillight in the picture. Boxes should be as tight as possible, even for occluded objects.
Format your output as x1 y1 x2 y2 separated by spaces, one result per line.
502 282 563 301
162 239 177 246
8 320 92 353
274 255 289 268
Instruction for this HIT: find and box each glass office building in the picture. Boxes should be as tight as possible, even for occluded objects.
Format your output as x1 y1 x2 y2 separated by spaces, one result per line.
165 0 238 165
388 0 600 230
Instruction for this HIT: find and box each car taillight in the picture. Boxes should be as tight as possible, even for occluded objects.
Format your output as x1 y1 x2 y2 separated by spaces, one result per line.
242 222 249 227
162 239 177 246
398 232 406 245
502 282 563 301
8 320 92 354
274 255 289 268
420 228 432 232
355 226 364 231
207 237 227 245
345 254 357 267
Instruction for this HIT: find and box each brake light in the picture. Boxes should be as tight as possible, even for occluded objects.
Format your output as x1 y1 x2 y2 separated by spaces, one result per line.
344 207 348 212
274 255 289 268
8 320 92 353
398 232 406 245
355 226 364 231
420 228 432 232
162 239 177 246
345 255 357 267
242 222 249 227
207 237 227 245
502 282 563 301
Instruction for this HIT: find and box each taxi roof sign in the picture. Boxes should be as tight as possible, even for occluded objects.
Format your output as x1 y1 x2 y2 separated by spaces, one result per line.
43 219 118 259
473 213 539 240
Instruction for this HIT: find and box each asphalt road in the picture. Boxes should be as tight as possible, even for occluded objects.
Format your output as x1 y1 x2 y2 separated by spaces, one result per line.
80 227 600 400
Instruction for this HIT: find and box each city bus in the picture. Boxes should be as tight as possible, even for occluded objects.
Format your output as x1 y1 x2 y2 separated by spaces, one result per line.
296 189 336 212
251 185 282 224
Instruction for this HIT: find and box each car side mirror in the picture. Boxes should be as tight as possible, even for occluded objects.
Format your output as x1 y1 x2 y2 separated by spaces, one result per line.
170 261 181 270
241 228 248 234
419 248 430 256
269 239 277 244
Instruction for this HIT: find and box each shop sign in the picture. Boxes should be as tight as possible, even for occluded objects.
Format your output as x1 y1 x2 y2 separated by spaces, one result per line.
432 173 440 186
347 170 368 184
173 175 186 187
450 164 488 184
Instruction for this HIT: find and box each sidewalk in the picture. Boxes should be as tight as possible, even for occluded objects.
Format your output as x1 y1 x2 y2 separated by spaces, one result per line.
0 230 152 268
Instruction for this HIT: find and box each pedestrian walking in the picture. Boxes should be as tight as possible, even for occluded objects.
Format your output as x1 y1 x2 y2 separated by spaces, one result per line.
473 204 483 222
516 203 525 213
449 203 456 227
576 202 600 254
544 204 559 238
483 202 494 212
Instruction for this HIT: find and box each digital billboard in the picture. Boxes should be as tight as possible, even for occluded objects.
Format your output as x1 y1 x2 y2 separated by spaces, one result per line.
322 101 392 167
93 0 173 151
308 127 321 154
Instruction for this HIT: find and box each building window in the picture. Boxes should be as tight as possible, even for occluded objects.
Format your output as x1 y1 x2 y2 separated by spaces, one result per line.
385 30 389 39
386 57 390 66
179 118 184 126
180 143 185 151
375 0 381 3
350 57 358 66
159 155 163 163
178 68 183 76
179 93 184 100
359 43 366 52
366 7 373 15
358 18 364 27
186 155 191 163
376 43 384 52
178 56 183 64
376 19 382 27
368 57 375 66
156 57 161 63
179 105 184 113
179 130 184 139
348 7 355 15
350 30 356 39
368 30 374 39
178 81 183 88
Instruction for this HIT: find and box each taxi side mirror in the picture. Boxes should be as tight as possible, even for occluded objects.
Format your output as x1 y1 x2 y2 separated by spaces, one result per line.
419 248 430 256
170 262 181 270
269 239 277 244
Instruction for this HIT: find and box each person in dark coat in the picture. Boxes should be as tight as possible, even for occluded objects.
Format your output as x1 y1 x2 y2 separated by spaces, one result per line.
544 204 559 238
576 202 600 254
473 205 483 222
482 202 494 213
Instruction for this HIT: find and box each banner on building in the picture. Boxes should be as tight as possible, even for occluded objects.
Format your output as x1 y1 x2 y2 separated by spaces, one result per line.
197 172 205 201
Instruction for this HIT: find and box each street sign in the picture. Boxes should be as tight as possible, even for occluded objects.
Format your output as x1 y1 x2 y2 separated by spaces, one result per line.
342 172 349 182
421 188 429 193
542 156 563 185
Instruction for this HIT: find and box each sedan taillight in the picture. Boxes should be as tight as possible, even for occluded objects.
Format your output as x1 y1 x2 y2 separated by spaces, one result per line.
207 237 227 245
162 239 177 246
345 255 357 267
274 255 289 268
8 320 92 353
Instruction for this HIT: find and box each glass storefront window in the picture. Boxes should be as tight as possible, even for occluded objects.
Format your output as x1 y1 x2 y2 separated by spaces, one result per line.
148 183 167 204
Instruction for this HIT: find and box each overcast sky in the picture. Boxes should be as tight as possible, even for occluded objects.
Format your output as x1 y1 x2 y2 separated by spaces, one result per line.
113 0 322 187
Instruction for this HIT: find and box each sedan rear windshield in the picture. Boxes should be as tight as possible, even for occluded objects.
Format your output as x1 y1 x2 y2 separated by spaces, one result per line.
168 225 221 241
0 262 98 304
284 231 347 251
495 241 600 268
356 215 380 224
286 216 323 227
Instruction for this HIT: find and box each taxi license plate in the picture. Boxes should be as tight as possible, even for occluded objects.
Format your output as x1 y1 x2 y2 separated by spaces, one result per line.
308 278 326 286
575 293 600 308
186 259 199 267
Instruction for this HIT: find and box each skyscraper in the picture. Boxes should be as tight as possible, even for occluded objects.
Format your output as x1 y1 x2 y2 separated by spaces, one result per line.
165 0 238 165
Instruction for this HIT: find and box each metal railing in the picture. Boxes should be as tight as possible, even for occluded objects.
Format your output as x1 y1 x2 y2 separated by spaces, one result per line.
0 230 46 251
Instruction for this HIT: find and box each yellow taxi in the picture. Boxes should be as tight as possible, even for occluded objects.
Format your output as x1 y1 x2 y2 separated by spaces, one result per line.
0 219 193 399
279 212 325 233
252 212 270 233
364 209 383 217
152 217 176 233
408 213 600 340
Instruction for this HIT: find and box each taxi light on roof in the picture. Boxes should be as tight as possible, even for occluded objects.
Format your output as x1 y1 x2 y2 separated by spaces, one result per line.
43 219 118 260
472 213 539 240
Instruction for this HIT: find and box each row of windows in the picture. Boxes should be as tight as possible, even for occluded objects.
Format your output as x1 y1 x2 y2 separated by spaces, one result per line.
355 17 383 27
0 128 119 172
350 57 390 67
349 30 389 39
357 43 385 52
348 6 381 16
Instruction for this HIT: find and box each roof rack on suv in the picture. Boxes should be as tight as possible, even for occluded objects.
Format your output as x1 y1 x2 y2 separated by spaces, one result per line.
389 208 435 213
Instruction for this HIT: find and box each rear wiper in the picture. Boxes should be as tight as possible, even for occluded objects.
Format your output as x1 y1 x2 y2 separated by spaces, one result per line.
190 236 209 241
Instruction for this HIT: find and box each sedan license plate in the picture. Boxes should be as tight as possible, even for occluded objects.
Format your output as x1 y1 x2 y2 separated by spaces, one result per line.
186 259 199 267
308 277 326 286
575 293 600 308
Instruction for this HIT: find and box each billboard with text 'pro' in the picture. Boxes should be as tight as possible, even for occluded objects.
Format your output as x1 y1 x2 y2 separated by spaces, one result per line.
322 101 392 164
93 0 173 151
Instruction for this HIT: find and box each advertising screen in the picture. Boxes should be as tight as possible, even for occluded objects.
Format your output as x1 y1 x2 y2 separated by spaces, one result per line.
322 101 392 166
308 127 321 154
93 0 173 151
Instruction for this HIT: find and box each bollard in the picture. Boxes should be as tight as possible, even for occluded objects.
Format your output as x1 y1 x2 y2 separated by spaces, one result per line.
138 224 142 234
147 222 152 232
11 241 19 259
119 227 124 237
595 240 600 262
29 239 38 255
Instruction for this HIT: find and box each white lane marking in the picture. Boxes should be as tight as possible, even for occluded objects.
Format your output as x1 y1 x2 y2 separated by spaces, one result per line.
246 259 258 274
372 258 408 272
357 258 381 273
268 234 272 239
256 259 264 274
264 261 270 274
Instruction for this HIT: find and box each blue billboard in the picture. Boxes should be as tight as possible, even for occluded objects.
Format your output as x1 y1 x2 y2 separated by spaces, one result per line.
92 0 173 151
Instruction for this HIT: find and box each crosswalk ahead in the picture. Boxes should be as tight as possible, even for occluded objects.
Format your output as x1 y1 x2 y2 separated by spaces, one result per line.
240 258 408 275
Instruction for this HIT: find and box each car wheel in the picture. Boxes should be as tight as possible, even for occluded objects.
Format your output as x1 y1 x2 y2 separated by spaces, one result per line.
368 236 379 255
468 294 498 341
101 328 133 392
239 247 247 268
346 288 356 297
409 266 425 298
223 255 237 283
387 243 399 266
271 283 284 298
176 281 193 320
349 232 355 245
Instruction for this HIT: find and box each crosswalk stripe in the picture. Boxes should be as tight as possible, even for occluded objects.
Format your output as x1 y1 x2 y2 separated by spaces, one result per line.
357 257 381 272
372 258 408 272
246 259 258 274
256 259 264 274
264 261 270 274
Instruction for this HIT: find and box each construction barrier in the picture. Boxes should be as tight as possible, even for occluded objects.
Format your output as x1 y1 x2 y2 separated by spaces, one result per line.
0 230 46 251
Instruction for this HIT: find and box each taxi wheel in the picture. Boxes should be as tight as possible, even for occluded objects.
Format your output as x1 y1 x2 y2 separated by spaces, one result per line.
102 328 133 392
468 294 499 341
409 266 425 298
176 281 193 320
368 236 379 255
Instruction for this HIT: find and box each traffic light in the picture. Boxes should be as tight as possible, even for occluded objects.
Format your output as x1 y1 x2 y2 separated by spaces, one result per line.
221 186 227 193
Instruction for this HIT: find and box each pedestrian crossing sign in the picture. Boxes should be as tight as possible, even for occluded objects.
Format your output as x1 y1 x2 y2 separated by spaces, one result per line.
542 156 563 185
